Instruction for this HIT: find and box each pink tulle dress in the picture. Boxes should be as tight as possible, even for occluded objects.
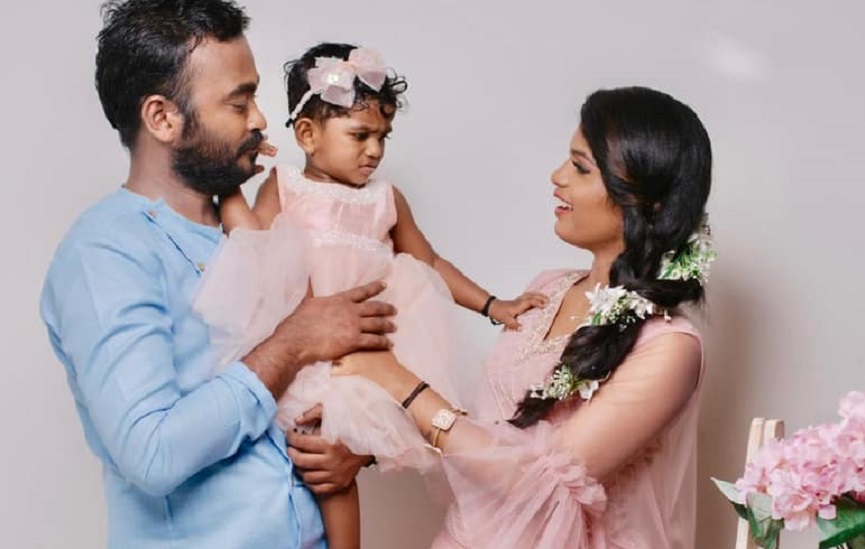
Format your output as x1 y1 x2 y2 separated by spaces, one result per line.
193 165 459 472
430 270 704 549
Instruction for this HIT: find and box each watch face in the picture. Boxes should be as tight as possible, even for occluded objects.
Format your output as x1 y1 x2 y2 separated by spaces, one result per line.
432 409 457 430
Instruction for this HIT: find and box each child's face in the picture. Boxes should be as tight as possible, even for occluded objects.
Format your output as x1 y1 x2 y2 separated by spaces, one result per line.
304 100 393 187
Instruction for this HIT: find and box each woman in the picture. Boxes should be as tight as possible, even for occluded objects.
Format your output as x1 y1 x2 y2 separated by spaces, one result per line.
336 86 714 548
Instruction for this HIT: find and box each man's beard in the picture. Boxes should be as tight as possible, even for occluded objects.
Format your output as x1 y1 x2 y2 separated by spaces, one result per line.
172 112 263 197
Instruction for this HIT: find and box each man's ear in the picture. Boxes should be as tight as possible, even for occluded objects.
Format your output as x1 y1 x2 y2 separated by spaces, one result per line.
293 117 319 155
140 95 186 144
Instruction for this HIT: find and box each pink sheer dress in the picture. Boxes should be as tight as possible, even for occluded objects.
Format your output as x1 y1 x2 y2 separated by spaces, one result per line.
430 269 704 549
193 165 460 472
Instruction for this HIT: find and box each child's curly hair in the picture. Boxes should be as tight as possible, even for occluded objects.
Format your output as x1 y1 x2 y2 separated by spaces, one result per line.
284 42 408 127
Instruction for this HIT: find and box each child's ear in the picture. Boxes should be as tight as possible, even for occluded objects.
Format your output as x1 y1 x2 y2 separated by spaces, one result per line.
293 118 318 155
140 94 185 144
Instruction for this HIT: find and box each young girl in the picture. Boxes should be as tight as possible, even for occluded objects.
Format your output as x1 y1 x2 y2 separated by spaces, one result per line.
193 42 546 548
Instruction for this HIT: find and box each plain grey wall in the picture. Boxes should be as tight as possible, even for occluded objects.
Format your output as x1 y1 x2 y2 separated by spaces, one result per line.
4 0 865 547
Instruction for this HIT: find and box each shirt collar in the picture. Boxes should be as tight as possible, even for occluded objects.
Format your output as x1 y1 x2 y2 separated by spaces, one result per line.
118 187 224 273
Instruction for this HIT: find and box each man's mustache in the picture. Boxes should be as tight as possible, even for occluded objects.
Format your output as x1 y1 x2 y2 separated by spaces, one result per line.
239 130 264 154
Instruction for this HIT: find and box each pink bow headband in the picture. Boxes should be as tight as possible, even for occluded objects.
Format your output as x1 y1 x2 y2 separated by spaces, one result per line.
287 48 388 124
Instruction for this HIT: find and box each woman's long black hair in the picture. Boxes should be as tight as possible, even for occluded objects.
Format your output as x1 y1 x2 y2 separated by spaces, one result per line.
511 87 712 428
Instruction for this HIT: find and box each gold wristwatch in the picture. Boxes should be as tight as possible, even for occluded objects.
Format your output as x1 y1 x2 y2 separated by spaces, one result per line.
430 408 467 451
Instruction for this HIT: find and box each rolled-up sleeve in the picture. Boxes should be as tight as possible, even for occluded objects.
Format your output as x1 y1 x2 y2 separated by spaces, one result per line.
45 232 277 497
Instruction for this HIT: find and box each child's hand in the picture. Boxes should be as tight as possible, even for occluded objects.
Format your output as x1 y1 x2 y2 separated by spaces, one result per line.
488 292 549 331
254 136 278 175
258 138 278 157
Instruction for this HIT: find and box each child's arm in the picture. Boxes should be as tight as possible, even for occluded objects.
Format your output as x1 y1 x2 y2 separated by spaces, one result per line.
317 481 360 549
390 186 547 329
249 169 282 229
219 190 263 233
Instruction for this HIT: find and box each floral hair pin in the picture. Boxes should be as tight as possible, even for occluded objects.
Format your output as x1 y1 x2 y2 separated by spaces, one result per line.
287 48 388 124
658 215 717 285
581 284 660 329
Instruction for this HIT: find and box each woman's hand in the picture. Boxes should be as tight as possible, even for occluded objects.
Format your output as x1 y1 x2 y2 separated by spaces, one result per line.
332 351 419 401
488 292 549 330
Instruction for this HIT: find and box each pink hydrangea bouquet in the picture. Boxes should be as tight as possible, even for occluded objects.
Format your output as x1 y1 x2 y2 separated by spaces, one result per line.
714 391 865 549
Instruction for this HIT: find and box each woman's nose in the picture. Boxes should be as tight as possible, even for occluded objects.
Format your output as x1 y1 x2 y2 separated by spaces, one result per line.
550 161 568 187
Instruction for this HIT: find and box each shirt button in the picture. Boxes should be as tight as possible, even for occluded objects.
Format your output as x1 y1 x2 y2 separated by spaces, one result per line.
196 262 206 272
147 209 157 218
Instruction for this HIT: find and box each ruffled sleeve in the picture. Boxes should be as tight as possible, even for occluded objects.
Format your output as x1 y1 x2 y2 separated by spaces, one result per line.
438 419 606 548
434 317 703 549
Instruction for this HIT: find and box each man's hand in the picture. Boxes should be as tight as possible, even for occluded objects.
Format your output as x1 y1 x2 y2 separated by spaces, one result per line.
244 281 397 398
286 405 371 495
283 281 397 364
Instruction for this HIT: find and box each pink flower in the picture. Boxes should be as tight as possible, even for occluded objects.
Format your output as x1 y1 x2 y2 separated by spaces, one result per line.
840 391 865 423
735 439 784 501
818 505 837 520
733 391 865 532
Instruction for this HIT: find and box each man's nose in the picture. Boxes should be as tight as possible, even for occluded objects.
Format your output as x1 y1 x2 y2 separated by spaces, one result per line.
248 99 267 132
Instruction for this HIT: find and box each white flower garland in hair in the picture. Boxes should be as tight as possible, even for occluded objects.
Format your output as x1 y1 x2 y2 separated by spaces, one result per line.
530 368 601 401
530 216 717 403
658 216 717 284
530 284 655 402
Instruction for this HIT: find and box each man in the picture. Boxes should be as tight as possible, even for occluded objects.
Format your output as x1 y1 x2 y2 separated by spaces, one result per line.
40 1 394 546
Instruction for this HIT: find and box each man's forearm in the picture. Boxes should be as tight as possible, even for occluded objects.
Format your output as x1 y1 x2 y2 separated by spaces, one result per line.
243 329 313 399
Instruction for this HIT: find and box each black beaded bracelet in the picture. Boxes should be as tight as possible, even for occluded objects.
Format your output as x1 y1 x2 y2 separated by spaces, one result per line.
401 381 430 409
481 296 502 326
480 295 496 317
